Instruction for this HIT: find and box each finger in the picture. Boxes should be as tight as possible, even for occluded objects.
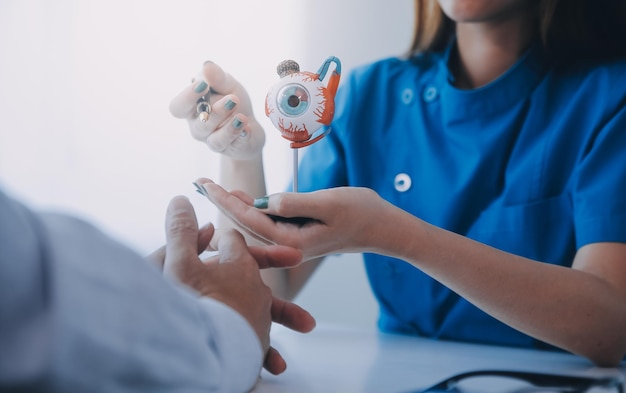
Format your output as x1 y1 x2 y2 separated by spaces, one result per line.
204 114 249 152
263 346 287 375
206 227 224 253
201 61 240 95
196 179 276 244
187 95 243 143
199 180 279 243
200 61 256 117
195 179 273 246
145 245 166 270
271 297 316 333
230 189 255 205
247 245 303 269
169 77 210 119
150 223 213 270
209 224 271 253
215 228 252 264
196 178 255 205
197 222 216 253
196 176 212 185
163 196 200 279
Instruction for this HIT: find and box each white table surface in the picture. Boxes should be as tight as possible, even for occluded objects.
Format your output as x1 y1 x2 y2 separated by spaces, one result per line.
252 323 626 393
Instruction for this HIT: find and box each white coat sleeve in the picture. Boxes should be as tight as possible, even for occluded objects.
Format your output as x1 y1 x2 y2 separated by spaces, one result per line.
0 189 263 393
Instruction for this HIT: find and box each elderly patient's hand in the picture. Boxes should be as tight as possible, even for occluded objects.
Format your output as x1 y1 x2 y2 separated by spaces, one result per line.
148 196 315 375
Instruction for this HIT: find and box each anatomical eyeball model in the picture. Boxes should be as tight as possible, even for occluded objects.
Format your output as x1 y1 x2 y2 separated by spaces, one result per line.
265 56 341 149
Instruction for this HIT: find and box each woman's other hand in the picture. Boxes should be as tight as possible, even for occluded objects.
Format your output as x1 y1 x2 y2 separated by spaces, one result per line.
169 61 265 160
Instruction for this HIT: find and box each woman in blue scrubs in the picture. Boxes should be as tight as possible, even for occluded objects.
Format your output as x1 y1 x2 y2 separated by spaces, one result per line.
171 0 626 366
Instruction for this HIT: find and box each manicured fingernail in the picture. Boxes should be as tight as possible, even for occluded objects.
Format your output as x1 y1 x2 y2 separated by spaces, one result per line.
253 196 269 209
193 182 208 197
232 117 243 129
194 81 208 93
224 99 236 110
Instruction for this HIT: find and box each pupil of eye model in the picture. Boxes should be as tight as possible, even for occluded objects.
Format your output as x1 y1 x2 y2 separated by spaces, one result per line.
288 95 300 107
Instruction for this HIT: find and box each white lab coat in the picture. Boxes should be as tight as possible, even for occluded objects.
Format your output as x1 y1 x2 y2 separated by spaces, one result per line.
0 189 262 392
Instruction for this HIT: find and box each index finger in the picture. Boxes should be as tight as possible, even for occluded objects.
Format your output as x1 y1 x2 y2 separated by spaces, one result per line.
200 61 242 97
214 228 252 265
169 61 242 119
271 297 316 333
247 245 303 269
148 222 214 271
169 76 210 119
200 180 279 244
206 227 302 268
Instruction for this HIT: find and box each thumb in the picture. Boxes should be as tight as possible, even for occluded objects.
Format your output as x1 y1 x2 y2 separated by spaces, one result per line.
163 196 200 280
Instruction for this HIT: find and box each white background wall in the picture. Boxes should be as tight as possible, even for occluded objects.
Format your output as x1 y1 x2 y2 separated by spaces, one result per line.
0 0 413 327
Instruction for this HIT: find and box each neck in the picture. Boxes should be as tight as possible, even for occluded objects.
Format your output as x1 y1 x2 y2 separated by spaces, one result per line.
451 11 538 89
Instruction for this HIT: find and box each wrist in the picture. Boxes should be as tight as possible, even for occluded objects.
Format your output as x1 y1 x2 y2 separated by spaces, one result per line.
219 154 266 196
370 201 427 263
221 153 262 167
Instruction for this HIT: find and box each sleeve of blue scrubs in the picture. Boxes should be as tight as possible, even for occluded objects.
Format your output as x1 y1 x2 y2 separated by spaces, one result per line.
0 189 262 393
574 102 626 247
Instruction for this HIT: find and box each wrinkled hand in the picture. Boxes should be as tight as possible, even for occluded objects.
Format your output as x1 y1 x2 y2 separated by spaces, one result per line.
148 196 316 374
169 61 265 160
195 178 394 260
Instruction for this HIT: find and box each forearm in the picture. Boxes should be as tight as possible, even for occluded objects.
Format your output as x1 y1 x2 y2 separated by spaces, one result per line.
375 203 626 366
219 155 266 197
218 154 266 231
0 193 53 389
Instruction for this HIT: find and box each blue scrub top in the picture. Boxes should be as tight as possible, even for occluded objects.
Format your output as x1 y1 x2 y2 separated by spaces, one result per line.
295 42 626 349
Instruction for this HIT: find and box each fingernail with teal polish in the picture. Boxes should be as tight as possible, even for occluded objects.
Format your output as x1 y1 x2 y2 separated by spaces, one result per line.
194 81 208 93
224 99 236 110
253 196 269 209
232 117 243 129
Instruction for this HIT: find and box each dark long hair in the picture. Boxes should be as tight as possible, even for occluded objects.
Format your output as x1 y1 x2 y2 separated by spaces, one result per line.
408 0 626 62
